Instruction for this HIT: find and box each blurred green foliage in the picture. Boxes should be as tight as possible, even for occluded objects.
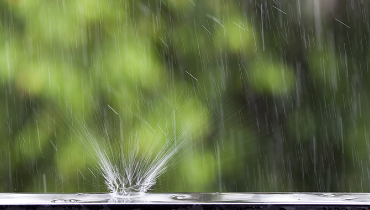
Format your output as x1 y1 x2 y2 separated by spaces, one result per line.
1 0 370 193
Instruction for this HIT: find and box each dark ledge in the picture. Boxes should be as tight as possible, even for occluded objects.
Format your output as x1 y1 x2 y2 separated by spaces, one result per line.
2 204 370 210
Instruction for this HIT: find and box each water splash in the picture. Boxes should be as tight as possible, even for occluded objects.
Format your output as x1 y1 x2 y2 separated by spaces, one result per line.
65 104 201 199
93 138 185 197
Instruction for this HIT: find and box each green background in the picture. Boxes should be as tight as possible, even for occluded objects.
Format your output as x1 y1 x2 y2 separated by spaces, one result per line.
0 0 369 193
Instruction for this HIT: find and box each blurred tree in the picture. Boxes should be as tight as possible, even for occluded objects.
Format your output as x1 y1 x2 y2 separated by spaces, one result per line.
0 0 370 193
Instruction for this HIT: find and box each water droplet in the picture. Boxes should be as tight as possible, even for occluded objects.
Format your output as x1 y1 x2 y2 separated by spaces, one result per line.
320 193 335 197
68 199 80 203
51 199 80 203
345 197 357 201
172 195 185 200
171 195 192 200
51 199 67 203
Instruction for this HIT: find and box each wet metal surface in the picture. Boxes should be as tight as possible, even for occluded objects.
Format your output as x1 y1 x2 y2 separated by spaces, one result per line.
0 193 369 204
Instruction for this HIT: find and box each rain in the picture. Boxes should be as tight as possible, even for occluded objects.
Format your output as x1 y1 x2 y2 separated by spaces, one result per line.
0 0 368 200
